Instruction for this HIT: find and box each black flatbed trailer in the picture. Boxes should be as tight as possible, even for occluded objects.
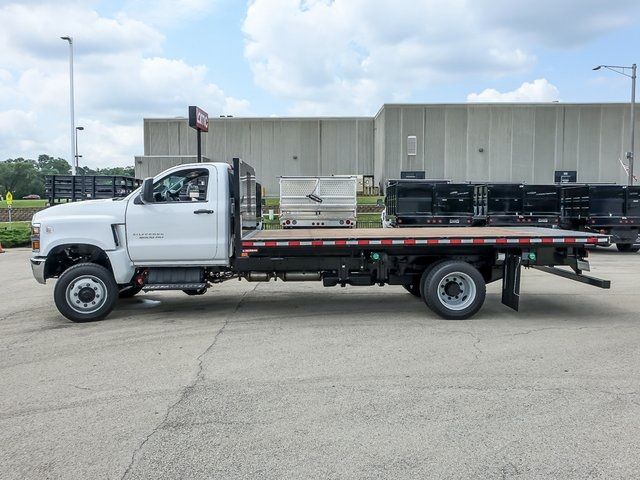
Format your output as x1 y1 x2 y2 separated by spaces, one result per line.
226 159 611 320
475 183 560 227
561 184 640 252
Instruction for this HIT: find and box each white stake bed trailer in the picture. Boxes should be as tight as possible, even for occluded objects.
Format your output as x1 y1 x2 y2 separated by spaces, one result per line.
30 159 611 323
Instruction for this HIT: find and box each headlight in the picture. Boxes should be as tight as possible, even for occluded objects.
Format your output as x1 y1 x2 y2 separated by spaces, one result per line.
31 223 41 252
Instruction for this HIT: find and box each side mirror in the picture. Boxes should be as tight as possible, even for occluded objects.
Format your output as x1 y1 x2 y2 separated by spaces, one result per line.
140 177 155 204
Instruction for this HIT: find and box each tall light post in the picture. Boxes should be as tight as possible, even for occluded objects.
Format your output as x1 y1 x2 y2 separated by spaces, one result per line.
593 63 637 185
61 36 76 176
75 126 84 171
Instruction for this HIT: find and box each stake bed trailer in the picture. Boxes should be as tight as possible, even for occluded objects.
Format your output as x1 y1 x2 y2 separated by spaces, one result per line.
30 159 610 323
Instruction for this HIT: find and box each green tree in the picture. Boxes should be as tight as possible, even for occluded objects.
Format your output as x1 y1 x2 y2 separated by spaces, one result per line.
0 158 40 197
37 155 71 175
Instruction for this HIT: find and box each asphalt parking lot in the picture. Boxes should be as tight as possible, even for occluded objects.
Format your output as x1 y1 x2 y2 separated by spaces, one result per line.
1 247 639 479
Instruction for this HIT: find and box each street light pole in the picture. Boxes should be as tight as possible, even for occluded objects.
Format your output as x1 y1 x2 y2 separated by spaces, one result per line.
630 63 636 185
75 126 84 171
61 36 76 176
593 63 637 185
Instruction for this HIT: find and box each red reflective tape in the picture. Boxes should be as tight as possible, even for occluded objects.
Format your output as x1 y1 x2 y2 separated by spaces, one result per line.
496 238 507 244
241 242 253 247
312 240 323 246
335 239 346 246
289 240 300 247
541 237 554 244
518 238 531 244
265 241 277 247
450 238 462 245
427 239 439 244
404 239 416 245
564 237 576 244
381 239 393 245
357 240 370 246
473 238 485 244
586 237 598 244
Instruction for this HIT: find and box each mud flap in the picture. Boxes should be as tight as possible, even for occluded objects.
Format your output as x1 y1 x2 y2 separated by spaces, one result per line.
502 254 522 311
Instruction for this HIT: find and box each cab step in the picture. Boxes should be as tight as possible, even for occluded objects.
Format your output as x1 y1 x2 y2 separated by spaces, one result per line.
143 283 208 291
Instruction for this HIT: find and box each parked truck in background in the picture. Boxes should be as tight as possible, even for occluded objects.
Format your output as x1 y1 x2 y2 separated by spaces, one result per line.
30 159 611 323
279 176 357 227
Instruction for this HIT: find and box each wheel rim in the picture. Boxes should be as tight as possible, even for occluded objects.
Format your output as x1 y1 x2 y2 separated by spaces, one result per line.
436 271 476 311
66 275 108 314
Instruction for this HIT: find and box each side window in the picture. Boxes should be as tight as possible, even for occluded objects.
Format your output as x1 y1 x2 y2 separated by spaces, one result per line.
152 169 209 203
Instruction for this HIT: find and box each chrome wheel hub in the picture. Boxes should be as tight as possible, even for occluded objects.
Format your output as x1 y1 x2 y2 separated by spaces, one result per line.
437 271 476 311
66 275 107 314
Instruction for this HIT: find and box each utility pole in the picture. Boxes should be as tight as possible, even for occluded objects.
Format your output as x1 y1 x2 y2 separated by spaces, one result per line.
593 63 637 185
61 36 76 176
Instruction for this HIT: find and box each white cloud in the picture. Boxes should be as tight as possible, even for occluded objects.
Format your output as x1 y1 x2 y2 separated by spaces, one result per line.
0 1 249 167
243 0 638 114
466 78 561 102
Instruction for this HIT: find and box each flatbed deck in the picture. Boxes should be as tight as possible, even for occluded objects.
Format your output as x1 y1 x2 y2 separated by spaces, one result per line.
242 226 609 249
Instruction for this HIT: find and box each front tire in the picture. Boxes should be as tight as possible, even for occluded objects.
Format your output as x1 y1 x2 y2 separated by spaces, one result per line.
421 260 486 320
616 243 640 253
54 263 118 322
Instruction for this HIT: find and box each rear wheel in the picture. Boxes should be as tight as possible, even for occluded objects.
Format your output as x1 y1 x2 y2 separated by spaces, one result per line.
616 243 640 253
421 260 486 320
54 263 118 322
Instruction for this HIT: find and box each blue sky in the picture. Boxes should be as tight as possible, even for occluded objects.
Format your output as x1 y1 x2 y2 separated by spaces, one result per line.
0 0 638 166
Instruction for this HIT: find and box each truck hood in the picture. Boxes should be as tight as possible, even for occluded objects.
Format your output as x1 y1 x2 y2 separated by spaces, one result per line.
33 198 128 224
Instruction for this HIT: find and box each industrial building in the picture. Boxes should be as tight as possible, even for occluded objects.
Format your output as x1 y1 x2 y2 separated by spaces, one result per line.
136 103 638 194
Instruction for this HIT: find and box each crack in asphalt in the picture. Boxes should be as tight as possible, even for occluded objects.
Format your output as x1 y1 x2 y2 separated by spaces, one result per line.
120 284 259 480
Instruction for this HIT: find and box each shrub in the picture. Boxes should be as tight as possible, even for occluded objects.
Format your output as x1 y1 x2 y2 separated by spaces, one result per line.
0 224 31 248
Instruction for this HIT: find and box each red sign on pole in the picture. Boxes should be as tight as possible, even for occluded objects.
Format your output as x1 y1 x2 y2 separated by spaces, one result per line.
188 106 209 132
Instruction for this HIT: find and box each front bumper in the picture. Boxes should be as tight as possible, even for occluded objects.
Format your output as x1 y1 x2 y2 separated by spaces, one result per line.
30 257 46 284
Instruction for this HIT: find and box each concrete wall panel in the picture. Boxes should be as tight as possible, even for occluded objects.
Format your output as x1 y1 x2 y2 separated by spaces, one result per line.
466 106 491 181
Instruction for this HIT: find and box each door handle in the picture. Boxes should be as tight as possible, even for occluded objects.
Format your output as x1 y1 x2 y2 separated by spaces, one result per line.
193 209 214 214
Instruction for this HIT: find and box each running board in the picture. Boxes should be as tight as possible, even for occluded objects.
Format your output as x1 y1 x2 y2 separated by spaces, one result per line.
143 283 207 291
532 266 611 289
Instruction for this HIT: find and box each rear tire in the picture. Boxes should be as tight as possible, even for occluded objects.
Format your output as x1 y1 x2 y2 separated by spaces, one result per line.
421 260 486 320
616 243 640 253
54 263 118 322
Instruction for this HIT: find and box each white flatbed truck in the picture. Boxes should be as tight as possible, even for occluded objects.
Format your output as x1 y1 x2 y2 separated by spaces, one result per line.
30 159 611 323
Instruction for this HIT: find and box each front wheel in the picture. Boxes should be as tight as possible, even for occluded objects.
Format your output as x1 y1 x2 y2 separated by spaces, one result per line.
54 263 118 322
421 260 486 320
616 243 640 253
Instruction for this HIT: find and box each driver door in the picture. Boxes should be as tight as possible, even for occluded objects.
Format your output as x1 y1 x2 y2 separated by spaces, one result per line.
126 166 218 263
